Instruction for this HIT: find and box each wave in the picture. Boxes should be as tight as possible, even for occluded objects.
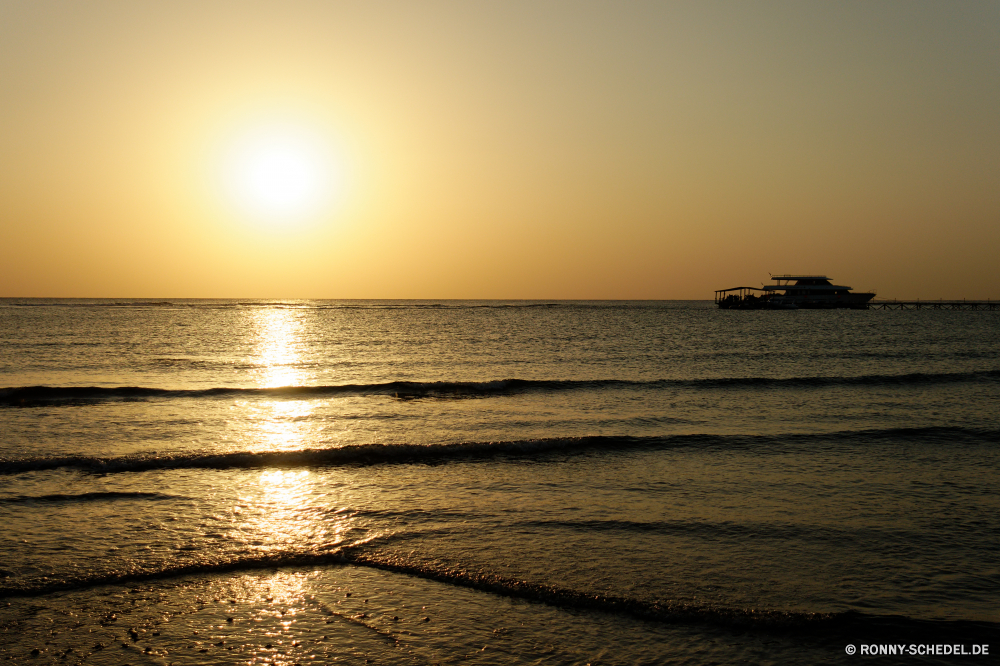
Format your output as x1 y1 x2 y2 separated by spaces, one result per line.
0 379 608 406
341 550 998 640
0 543 995 642
3 427 996 476
0 491 180 504
0 436 663 475
691 369 1000 389
3 370 998 407
0 380 551 406
513 517 1000 547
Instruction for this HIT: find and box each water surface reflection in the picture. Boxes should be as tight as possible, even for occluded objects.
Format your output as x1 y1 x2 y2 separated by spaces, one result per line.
231 469 354 557
251 307 308 388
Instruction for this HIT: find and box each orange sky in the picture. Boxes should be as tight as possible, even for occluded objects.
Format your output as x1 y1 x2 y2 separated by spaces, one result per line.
2 1 998 299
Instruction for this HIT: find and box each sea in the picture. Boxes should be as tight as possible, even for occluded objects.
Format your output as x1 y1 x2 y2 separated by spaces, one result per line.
0 299 997 665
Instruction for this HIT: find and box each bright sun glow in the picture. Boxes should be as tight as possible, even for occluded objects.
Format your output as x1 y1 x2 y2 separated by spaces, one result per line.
219 123 342 225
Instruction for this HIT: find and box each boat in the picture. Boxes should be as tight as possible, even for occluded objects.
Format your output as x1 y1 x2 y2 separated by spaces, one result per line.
715 275 876 310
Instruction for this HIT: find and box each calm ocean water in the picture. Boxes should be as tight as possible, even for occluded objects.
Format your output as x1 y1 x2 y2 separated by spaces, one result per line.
1 299 997 664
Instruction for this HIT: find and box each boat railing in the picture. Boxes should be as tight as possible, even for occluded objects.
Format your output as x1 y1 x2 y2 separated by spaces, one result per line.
715 287 769 308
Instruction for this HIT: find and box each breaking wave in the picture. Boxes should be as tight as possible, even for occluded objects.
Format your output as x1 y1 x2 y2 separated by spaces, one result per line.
0 542 995 643
0 491 182 504
2 370 998 407
2 428 995 476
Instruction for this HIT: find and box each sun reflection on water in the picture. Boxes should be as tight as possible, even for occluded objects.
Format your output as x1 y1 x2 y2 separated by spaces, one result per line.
251 307 308 388
233 469 354 555
237 306 325 453
259 469 312 506
227 308 362 560
254 400 316 451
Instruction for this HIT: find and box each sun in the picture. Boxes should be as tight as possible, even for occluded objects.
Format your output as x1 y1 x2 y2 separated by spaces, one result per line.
218 122 342 226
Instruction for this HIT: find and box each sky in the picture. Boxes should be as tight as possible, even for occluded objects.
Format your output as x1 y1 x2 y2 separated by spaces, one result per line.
2 0 998 299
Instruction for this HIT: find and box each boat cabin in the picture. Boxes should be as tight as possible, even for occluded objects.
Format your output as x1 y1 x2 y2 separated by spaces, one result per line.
716 274 875 309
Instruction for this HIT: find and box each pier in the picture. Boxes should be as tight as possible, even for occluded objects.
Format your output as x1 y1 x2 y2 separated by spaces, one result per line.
867 299 998 310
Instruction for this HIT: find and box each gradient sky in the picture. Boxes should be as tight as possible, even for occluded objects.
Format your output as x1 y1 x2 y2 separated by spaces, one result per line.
2 0 997 299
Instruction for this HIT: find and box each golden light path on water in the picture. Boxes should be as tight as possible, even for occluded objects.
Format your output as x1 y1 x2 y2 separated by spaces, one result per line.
234 470 341 553
235 306 319 452
229 307 366 562
253 306 307 389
